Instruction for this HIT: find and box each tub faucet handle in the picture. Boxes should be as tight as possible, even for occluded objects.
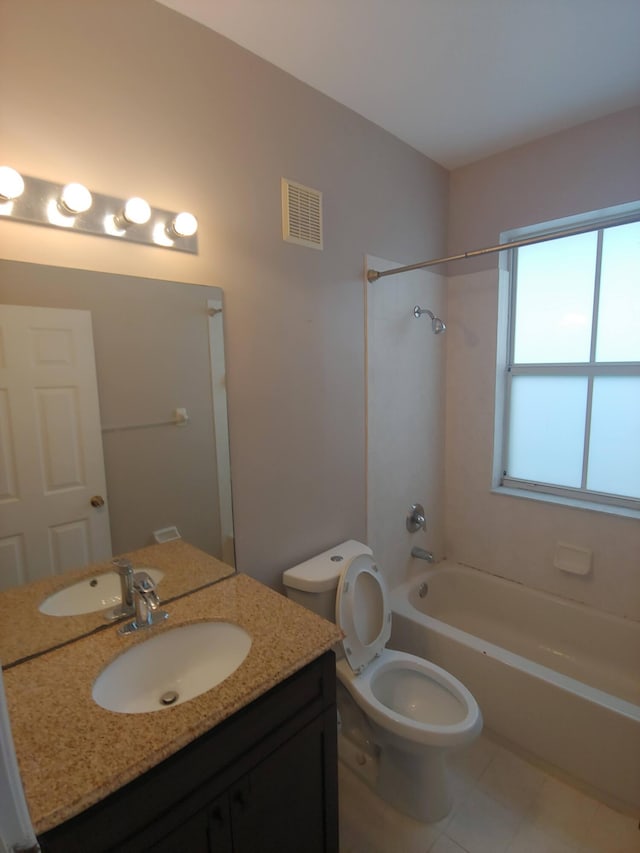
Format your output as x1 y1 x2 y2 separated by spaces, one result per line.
406 503 427 533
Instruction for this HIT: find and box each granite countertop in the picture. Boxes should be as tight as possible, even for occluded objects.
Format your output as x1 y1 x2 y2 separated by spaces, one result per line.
3 571 342 835
0 540 234 666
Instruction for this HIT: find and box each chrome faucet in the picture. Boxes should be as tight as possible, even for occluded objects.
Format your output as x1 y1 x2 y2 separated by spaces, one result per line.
411 546 435 563
119 571 169 635
105 557 136 621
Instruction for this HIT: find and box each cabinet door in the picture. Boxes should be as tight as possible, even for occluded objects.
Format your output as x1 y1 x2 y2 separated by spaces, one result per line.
207 795 234 852
145 793 232 853
231 715 336 853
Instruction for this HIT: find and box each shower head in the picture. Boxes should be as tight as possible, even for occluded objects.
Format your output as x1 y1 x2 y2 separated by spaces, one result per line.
413 305 446 334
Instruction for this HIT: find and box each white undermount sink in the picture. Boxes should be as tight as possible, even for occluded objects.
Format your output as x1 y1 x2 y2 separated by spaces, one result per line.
92 621 252 714
38 568 164 617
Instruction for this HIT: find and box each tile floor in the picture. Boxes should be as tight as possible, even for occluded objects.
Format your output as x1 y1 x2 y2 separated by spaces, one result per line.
339 735 639 853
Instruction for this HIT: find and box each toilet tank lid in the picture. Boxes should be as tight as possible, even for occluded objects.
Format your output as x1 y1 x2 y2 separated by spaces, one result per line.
283 540 373 593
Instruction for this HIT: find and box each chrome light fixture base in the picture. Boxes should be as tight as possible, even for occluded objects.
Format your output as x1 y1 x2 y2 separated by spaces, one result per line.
0 172 198 254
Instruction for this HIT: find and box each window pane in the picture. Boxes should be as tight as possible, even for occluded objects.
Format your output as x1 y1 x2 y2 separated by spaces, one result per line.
514 232 597 363
508 375 587 487
596 221 640 362
587 376 640 498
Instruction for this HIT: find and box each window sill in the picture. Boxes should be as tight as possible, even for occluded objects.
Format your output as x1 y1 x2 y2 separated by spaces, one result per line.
491 485 640 521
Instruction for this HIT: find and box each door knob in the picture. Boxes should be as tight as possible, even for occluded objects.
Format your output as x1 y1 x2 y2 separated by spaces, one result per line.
90 495 105 508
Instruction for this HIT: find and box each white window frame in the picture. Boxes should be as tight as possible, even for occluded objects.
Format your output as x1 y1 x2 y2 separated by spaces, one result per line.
493 201 640 517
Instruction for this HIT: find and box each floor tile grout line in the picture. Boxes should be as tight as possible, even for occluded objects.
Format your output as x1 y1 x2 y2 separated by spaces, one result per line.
440 830 475 853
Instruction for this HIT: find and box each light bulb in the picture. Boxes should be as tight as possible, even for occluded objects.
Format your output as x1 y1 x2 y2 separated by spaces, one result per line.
123 197 151 225
0 166 25 201
170 211 198 238
60 182 92 214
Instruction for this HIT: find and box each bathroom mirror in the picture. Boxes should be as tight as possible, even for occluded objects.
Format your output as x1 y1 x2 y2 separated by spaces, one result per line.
0 259 236 662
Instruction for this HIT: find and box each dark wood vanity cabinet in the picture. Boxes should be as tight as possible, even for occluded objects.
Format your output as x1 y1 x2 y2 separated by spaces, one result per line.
39 652 338 853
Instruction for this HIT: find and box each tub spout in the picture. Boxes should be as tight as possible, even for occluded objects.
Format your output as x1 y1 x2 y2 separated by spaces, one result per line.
411 547 434 563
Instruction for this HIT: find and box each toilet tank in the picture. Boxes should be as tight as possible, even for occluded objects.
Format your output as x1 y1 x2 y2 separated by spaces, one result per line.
282 539 373 622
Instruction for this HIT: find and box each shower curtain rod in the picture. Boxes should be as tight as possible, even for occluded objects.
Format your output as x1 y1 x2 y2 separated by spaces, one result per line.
365 217 632 282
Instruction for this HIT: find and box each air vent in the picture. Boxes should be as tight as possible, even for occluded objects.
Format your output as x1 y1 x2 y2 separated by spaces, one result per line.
281 178 323 250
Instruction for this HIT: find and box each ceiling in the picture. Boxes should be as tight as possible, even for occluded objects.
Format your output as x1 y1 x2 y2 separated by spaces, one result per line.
156 0 640 169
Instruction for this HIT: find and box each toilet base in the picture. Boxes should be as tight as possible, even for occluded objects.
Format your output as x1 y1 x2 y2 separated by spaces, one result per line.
376 740 453 823
339 729 453 824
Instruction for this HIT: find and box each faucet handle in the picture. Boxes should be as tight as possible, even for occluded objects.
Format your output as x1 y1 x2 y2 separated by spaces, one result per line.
118 571 168 634
112 557 134 576
133 570 155 588
406 503 427 533
133 571 161 609
133 569 157 593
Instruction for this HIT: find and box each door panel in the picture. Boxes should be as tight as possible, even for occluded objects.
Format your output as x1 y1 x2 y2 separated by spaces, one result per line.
35 387 85 492
49 519 92 573
0 388 18 500
0 305 111 588
0 534 27 588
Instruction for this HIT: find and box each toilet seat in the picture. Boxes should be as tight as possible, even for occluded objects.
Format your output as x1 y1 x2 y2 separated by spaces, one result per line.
335 554 391 674
336 651 482 748
335 552 482 748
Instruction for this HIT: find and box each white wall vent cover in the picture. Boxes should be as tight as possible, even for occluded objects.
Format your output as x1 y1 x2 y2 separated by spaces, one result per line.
281 178 323 250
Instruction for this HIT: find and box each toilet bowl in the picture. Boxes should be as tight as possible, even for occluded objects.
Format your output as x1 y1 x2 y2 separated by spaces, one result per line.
283 541 482 823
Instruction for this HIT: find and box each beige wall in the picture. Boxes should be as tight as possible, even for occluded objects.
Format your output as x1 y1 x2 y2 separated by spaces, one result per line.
445 109 640 619
447 107 640 271
0 0 448 588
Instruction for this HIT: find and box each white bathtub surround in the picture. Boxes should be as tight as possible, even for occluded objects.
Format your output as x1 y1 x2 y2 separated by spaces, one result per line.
339 734 640 853
390 562 640 811
365 255 446 591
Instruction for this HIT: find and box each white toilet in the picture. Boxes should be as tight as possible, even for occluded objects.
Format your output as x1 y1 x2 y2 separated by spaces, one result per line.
283 540 482 823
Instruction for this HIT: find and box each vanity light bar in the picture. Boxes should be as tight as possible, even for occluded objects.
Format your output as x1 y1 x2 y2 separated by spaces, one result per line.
0 168 198 254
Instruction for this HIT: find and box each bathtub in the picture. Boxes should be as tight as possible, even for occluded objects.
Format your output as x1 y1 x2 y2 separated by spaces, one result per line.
390 561 640 811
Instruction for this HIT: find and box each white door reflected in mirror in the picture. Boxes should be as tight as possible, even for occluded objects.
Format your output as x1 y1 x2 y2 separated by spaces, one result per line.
0 305 112 591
